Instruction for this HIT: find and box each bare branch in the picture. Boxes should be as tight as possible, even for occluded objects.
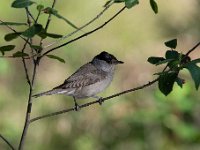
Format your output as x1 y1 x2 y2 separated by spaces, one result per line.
30 78 158 123
40 6 126 58
0 133 15 150
185 41 200 56
44 1 114 49
18 7 39 150
21 42 31 85
44 0 57 31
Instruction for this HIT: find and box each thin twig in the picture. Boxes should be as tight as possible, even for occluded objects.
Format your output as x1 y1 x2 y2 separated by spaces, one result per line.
185 41 200 56
44 1 114 49
0 133 15 150
0 19 27 42
30 78 158 123
25 8 36 22
18 8 37 150
21 42 31 85
44 0 57 31
40 6 126 58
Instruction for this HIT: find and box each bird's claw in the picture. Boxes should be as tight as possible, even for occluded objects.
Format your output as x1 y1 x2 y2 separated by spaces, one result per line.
98 97 104 105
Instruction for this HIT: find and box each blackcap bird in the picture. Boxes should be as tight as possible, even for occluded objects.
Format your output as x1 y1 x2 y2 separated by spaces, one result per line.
33 51 123 110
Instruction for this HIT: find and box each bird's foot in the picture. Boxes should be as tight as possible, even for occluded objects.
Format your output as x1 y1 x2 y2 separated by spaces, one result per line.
98 97 104 105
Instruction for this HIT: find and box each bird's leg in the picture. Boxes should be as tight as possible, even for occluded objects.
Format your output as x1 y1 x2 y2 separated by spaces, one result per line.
73 97 80 111
92 96 104 105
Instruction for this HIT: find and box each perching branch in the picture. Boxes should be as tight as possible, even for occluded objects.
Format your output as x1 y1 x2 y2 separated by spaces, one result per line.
40 6 126 58
30 78 158 123
30 41 200 123
44 1 114 49
0 133 15 150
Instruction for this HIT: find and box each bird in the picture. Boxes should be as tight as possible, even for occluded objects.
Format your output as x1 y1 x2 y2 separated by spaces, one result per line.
32 51 123 110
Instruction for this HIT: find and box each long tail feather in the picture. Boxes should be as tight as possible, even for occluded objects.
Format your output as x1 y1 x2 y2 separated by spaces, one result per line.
32 89 63 98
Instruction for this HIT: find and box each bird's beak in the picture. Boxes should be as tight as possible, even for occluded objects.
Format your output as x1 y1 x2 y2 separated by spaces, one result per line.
112 59 124 64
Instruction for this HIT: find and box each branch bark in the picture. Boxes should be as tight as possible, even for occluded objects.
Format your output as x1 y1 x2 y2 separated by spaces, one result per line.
0 133 15 150
44 1 114 49
30 78 158 123
40 6 126 58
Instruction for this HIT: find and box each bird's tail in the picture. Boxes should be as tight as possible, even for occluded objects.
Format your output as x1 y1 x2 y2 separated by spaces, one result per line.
32 89 63 98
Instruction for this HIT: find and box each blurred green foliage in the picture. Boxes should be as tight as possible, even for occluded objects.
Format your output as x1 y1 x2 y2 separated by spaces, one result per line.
0 0 200 150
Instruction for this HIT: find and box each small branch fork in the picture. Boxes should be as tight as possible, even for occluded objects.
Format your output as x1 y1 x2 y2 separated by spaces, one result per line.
40 6 126 58
0 0 200 150
43 1 114 49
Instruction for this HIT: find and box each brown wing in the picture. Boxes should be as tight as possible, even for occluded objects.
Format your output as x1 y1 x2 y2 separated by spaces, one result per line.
54 63 107 89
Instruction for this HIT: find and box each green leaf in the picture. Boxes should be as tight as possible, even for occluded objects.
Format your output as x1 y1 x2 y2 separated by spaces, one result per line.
187 58 200 64
12 0 35 8
176 77 185 88
4 32 22 41
114 0 125 3
46 55 65 63
158 72 178 96
22 24 43 38
43 7 79 30
0 22 27 26
46 33 63 39
125 0 139 9
150 0 158 14
164 39 177 49
155 59 174 65
185 62 200 90
37 29 47 39
104 0 112 7
30 45 43 52
37 4 44 11
0 45 15 55
147 57 165 65
165 50 179 59
13 51 29 57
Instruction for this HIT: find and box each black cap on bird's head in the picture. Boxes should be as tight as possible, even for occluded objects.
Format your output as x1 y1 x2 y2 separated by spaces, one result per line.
93 51 124 65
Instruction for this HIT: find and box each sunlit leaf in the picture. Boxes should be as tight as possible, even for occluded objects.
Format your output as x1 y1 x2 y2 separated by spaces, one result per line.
46 55 65 63
0 45 15 55
150 0 158 14
125 0 139 9
22 24 43 38
164 39 177 49
12 0 35 8
13 51 29 57
158 72 178 96
4 32 22 41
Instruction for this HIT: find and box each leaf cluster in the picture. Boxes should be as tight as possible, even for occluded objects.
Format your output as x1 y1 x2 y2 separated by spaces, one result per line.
148 39 200 95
